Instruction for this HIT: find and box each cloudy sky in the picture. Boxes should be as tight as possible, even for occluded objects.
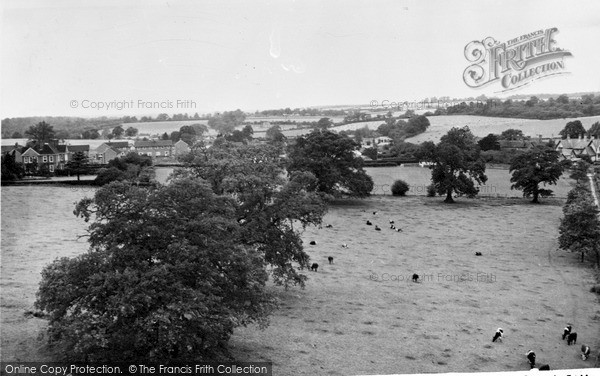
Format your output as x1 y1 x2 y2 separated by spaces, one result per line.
2 0 599 118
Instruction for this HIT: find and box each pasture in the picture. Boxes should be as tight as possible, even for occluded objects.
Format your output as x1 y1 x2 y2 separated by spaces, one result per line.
405 115 600 144
229 195 600 375
1 170 597 375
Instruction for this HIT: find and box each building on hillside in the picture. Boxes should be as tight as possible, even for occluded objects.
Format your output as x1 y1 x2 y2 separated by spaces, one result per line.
133 139 173 159
173 140 191 156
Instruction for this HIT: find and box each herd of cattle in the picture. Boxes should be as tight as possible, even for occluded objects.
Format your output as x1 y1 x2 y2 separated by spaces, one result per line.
304 210 599 370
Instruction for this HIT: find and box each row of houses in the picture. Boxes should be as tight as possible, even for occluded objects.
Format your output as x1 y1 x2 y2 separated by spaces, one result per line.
501 135 600 161
2 139 192 173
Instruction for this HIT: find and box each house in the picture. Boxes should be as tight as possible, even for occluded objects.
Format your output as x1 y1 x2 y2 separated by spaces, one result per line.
21 143 61 174
555 135 593 160
97 141 130 156
1 144 24 163
173 140 191 156
361 136 393 149
134 140 173 158
588 138 600 162
90 146 120 164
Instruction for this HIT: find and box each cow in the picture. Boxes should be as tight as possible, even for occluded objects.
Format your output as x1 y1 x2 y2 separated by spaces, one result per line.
526 350 536 368
375 226 381 231
492 328 503 342
581 345 591 360
328 256 334 264
567 332 577 345
412 274 419 282
310 263 319 272
562 325 572 340
366 220 372 226
475 252 482 256
309 241 317 245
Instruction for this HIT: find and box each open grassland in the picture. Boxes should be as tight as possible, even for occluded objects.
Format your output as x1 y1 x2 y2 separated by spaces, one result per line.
364 165 574 199
405 115 600 144
1 173 597 374
230 195 600 375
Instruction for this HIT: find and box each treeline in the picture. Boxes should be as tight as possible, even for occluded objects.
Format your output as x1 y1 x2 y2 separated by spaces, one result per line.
445 94 600 120
254 107 347 117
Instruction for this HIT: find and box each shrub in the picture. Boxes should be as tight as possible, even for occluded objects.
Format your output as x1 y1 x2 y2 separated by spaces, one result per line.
426 184 436 197
391 180 410 196
94 167 127 186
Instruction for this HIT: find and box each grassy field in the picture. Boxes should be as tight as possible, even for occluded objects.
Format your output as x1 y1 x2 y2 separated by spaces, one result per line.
229 195 600 375
405 115 600 144
1 172 597 374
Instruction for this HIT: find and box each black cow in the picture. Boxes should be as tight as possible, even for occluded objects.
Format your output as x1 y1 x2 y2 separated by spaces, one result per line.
310 263 319 272
567 332 577 345
526 350 536 368
412 274 419 282
328 256 334 264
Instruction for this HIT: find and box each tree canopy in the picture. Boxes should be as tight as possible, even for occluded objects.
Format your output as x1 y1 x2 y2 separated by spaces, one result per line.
177 140 327 287
558 184 600 265
25 121 55 146
287 129 374 197
478 133 501 151
207 110 246 135
559 120 586 139
37 179 275 362
416 126 487 203
509 146 565 203
66 151 90 181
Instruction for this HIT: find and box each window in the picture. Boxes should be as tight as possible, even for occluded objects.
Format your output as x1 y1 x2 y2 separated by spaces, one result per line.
23 156 29 163
42 156 48 163
49 165 54 172
49 156 54 162
165 150 170 156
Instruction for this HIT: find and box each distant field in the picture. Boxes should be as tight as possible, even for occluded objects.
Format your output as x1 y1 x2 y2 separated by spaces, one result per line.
365 165 574 199
405 115 600 144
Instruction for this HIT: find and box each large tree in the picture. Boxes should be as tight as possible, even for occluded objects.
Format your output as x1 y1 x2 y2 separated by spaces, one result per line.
66 151 89 181
509 146 565 203
558 185 600 265
25 121 55 146
207 110 246 135
478 133 501 151
178 140 327 287
287 129 374 197
416 126 487 203
125 126 138 137
499 128 524 140
111 125 124 139
587 121 600 137
36 179 275 362
559 120 586 139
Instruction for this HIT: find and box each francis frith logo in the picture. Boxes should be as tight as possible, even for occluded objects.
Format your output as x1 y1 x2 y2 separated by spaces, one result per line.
463 27 572 92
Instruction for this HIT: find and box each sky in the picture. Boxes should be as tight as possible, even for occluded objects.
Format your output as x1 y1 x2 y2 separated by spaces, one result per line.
1 0 599 118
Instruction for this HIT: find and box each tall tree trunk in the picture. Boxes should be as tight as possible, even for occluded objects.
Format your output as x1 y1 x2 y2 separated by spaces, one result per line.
532 185 539 203
444 188 454 203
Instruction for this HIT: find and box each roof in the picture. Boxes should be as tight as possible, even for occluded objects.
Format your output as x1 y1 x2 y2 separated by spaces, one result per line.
556 139 589 150
104 141 130 148
174 140 190 146
56 145 68 152
38 143 60 155
1 145 20 153
69 145 90 152
134 139 173 147
498 140 529 149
